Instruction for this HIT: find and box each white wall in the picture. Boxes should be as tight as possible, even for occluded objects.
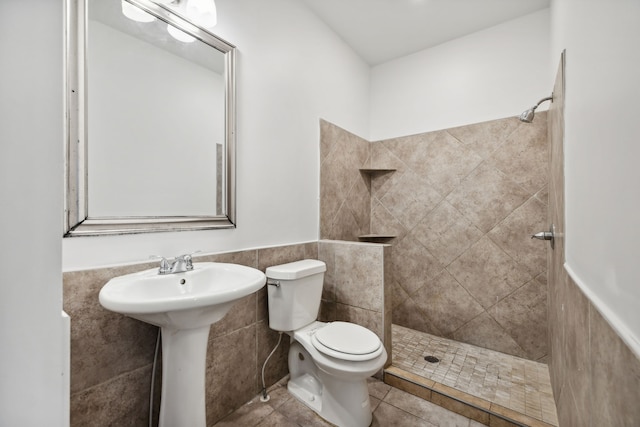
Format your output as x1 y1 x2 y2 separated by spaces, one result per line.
370 9 551 140
551 0 640 356
0 1 67 426
63 0 371 270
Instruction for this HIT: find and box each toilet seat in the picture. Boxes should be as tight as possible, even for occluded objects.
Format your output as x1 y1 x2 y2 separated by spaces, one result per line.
311 322 383 362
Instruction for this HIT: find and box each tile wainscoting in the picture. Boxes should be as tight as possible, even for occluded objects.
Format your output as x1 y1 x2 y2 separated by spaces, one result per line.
64 240 392 426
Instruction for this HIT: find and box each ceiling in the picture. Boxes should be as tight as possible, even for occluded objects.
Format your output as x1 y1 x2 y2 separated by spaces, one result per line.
300 0 550 65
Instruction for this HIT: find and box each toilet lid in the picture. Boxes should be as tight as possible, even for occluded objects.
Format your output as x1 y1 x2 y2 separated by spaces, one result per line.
312 322 381 359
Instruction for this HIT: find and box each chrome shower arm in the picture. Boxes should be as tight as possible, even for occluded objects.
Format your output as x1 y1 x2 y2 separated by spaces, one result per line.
533 95 553 109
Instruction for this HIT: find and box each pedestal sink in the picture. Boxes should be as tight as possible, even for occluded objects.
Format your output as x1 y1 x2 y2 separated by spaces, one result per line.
99 262 266 427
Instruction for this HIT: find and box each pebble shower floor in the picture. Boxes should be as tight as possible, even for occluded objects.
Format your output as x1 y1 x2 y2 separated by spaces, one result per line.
392 324 559 426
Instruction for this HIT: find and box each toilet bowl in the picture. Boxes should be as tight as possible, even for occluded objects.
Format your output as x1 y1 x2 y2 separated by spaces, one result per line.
266 260 387 427
293 321 386 378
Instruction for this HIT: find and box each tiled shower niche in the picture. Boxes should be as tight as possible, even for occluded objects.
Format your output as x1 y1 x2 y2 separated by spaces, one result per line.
320 116 549 362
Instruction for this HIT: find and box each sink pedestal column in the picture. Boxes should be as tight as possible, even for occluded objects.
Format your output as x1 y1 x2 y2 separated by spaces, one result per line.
159 325 210 427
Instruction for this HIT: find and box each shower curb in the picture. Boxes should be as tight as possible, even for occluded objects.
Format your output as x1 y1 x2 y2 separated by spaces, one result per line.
383 366 555 427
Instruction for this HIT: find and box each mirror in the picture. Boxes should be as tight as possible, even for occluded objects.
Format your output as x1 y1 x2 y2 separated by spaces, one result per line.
65 0 236 236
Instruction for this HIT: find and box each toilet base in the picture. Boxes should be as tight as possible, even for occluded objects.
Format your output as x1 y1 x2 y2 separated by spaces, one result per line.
287 373 322 413
317 369 372 427
287 342 374 427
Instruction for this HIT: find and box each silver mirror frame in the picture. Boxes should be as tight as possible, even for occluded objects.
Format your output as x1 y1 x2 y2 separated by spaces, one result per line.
64 0 236 237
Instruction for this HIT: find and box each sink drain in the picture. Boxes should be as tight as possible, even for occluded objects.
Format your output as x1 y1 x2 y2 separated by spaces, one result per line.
424 355 440 363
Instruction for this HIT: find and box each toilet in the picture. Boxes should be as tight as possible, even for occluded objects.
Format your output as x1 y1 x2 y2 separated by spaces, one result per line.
266 259 387 427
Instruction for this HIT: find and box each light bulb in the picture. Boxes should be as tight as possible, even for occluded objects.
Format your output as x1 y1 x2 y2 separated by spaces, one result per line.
167 24 196 43
121 0 155 23
186 0 217 28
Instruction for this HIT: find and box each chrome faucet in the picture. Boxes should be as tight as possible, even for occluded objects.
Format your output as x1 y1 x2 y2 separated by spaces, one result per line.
151 252 199 275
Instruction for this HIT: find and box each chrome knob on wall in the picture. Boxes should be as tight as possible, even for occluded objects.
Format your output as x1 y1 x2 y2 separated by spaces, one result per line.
531 225 555 249
531 231 553 240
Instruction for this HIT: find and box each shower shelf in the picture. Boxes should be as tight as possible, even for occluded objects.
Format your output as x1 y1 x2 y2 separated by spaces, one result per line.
358 234 396 243
359 168 396 174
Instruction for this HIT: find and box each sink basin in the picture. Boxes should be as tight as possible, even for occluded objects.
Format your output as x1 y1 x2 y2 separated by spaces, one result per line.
99 262 266 329
98 261 266 427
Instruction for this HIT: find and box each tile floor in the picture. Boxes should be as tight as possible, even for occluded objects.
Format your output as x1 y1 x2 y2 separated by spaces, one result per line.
213 376 483 427
392 325 558 426
213 325 560 427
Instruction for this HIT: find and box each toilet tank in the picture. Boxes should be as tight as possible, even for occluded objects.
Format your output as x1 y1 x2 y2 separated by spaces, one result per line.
266 259 327 332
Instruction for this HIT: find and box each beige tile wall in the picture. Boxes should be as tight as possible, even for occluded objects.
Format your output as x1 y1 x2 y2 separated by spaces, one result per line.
547 52 640 426
320 120 372 241
64 243 318 427
320 117 549 361
318 240 393 365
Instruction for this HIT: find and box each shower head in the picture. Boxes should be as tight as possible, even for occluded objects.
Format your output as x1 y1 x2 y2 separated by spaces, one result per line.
519 95 553 123
519 108 537 123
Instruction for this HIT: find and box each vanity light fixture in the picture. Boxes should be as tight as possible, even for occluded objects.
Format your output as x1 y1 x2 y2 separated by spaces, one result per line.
165 0 218 43
121 0 156 22
187 0 217 28
121 0 218 42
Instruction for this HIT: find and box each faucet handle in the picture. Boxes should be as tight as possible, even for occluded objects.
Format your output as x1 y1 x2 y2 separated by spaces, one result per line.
150 255 172 274
175 250 201 270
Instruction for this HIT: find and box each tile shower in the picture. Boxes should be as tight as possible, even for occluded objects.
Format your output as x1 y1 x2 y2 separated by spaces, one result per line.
320 80 640 425
320 115 556 425
320 115 549 362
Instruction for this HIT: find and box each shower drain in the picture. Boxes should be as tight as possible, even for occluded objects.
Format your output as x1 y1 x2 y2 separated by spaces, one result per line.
424 355 440 363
